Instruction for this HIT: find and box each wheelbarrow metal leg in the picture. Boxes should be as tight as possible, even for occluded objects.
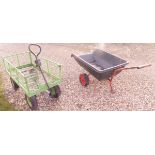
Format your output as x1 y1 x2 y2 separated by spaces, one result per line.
93 80 100 93
88 73 94 84
108 78 113 93
108 67 124 93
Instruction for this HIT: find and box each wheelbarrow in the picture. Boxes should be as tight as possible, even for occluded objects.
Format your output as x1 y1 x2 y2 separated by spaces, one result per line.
71 49 151 92
3 44 62 110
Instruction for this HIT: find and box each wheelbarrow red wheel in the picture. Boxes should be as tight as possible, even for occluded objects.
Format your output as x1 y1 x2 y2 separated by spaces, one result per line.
79 73 89 87
25 95 38 110
49 85 61 98
10 78 19 91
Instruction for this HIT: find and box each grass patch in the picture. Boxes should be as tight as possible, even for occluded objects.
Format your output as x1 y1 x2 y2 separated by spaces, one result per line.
0 72 15 111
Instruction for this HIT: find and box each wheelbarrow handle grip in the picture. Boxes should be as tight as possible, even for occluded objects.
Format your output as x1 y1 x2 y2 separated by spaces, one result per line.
28 44 41 58
137 64 152 69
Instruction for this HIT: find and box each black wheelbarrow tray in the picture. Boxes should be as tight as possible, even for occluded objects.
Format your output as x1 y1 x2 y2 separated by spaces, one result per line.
71 49 151 92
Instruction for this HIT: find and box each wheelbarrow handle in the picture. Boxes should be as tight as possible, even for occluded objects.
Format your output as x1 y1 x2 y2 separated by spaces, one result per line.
28 44 41 58
137 64 152 69
109 64 152 88
111 64 152 78
125 64 152 70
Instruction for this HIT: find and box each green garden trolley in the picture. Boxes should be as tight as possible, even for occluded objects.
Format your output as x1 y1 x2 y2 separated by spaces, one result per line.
3 44 62 110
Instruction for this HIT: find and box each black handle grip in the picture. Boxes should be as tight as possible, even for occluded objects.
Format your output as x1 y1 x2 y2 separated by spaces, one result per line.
28 44 41 58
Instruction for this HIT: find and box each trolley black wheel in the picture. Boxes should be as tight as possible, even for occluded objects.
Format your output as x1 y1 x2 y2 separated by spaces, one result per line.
25 95 38 110
79 73 89 87
49 85 61 98
10 78 19 91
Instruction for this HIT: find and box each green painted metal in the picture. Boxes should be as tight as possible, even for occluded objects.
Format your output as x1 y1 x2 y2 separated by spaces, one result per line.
50 87 56 96
3 52 61 98
26 96 32 107
17 64 33 69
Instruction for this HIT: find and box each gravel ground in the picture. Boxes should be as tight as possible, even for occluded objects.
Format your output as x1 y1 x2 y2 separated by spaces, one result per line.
0 43 154 111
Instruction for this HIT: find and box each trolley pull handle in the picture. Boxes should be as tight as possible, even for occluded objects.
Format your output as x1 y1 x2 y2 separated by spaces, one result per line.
28 44 50 90
28 44 41 58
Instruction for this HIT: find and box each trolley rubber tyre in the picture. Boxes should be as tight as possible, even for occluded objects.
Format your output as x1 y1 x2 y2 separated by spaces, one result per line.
49 85 61 98
10 78 19 91
25 95 38 110
79 73 89 87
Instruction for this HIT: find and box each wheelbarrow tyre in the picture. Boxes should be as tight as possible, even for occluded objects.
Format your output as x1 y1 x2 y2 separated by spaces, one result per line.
10 78 19 91
25 95 38 110
79 73 89 87
49 85 61 98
